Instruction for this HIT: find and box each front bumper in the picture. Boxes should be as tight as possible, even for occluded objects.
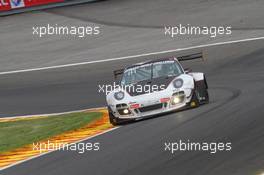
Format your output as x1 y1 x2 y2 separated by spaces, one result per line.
110 92 192 120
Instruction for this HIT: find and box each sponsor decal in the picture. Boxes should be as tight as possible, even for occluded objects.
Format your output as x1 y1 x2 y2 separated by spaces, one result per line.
0 0 11 11
0 0 63 11
0 0 9 6
24 0 63 7
10 0 25 9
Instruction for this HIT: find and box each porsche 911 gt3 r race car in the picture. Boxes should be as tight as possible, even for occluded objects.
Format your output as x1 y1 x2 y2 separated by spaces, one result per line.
106 52 209 125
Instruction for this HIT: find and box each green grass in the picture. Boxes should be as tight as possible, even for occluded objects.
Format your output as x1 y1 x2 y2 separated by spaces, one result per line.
0 112 102 153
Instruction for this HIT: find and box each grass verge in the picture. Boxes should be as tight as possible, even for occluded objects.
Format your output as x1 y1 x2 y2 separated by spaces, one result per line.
0 112 102 153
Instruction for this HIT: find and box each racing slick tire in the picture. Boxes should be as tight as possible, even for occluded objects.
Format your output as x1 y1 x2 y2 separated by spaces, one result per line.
108 107 120 126
194 78 209 105
190 90 200 108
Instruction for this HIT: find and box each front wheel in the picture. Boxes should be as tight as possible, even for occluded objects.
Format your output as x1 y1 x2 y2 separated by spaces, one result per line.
190 90 200 108
108 107 120 126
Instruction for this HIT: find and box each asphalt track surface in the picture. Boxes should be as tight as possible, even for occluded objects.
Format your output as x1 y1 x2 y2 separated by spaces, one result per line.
1 0 264 72
1 0 264 175
1 38 264 175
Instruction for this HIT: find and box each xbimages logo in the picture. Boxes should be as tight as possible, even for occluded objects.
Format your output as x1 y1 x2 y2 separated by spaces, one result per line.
33 141 100 154
164 140 232 154
98 82 166 95
165 24 232 38
32 24 101 38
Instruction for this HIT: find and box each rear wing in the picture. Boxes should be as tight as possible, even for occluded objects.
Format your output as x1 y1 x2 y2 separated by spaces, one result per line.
177 52 205 61
114 69 124 79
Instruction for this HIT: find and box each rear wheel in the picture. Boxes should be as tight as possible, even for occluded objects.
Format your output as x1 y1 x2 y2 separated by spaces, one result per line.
194 78 209 105
202 88 209 104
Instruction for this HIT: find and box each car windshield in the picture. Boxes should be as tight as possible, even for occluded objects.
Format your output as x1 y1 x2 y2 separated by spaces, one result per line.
121 64 152 85
121 61 183 85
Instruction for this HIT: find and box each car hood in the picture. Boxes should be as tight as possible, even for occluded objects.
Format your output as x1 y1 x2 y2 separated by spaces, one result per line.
125 76 176 96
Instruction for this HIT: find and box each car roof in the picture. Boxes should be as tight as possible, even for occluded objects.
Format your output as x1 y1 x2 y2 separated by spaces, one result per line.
126 57 177 69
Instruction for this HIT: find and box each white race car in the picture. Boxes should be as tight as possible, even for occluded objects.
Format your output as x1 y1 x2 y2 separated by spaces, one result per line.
106 53 209 125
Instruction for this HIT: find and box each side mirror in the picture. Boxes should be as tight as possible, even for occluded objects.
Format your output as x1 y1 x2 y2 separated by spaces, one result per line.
184 68 192 74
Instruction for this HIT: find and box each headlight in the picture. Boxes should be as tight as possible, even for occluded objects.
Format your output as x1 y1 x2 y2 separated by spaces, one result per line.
117 108 132 115
171 92 185 105
173 78 184 88
172 96 181 104
114 91 125 100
